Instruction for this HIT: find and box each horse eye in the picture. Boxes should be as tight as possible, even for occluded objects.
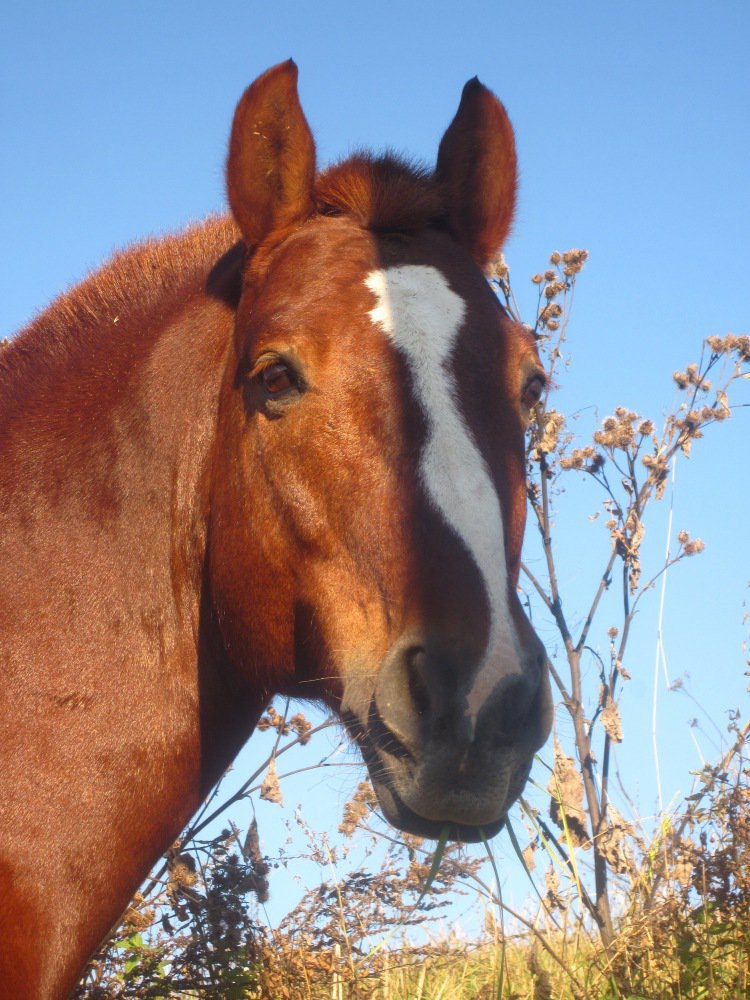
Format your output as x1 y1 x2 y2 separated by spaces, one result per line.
522 374 546 408
261 362 295 395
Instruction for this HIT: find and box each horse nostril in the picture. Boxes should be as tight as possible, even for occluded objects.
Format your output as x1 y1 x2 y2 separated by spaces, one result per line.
406 646 430 717
485 675 537 746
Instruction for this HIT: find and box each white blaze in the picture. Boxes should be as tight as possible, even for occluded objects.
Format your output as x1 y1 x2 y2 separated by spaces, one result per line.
366 265 520 728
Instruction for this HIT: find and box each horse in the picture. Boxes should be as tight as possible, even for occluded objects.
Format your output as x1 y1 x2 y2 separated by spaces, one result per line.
0 61 552 998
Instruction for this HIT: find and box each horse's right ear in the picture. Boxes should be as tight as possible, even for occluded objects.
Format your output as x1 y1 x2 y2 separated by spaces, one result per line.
226 60 316 250
436 78 517 270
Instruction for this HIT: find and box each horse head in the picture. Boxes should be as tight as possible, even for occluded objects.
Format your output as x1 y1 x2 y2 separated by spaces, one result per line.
209 61 552 841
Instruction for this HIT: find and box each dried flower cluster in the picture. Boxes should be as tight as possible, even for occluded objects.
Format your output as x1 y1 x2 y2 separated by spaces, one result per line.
256 707 312 743
338 780 378 837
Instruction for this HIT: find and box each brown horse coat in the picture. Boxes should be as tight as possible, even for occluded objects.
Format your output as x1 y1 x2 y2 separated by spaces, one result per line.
0 62 550 998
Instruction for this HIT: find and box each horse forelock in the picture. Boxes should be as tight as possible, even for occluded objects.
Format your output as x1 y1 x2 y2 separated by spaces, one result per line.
315 154 444 235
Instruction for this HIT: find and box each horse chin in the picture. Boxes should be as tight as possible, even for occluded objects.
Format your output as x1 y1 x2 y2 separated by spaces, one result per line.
370 775 507 844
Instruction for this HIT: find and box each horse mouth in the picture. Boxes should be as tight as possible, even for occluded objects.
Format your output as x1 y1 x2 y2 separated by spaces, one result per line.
367 772 509 843
340 663 552 843
341 702 541 843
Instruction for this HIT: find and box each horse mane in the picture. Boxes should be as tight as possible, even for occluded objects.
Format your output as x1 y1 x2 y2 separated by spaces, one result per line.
0 216 240 395
1 155 442 397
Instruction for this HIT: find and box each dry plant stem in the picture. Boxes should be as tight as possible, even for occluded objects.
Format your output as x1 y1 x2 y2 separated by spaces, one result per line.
324 842 358 987
467 870 588 998
575 548 617 657
645 729 748 909
533 453 614 944
139 719 336 904
519 798 600 923
537 454 571 651
188 719 335 838
524 335 748 953
598 551 688 836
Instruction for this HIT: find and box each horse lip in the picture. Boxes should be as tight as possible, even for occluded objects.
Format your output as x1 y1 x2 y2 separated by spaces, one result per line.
343 701 522 841
371 774 507 843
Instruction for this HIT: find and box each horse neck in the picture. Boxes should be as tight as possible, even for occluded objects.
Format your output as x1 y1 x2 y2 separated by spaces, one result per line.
0 275 263 997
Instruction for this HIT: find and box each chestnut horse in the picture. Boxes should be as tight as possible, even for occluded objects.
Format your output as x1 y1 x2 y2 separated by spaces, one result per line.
0 62 551 998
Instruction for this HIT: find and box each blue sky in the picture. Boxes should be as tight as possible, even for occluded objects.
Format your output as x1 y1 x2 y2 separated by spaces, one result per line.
2 1 748 925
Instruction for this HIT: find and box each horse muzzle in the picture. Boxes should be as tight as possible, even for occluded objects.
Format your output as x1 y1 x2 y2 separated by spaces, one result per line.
343 629 553 842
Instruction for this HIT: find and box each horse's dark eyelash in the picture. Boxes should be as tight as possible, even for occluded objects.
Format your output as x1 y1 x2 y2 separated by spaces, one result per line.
256 359 307 397
248 355 292 381
525 371 547 391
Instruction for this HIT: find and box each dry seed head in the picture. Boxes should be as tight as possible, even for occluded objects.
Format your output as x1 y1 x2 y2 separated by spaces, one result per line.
339 781 378 837
677 530 705 555
549 251 562 265
123 904 154 933
488 255 509 280
531 273 544 285
543 280 566 299
615 406 638 422
717 333 740 353
532 409 566 456
289 713 312 744
257 705 290 736
560 249 589 277
562 248 589 265
595 411 638 450
707 334 728 354
684 538 705 556
560 444 600 471
712 401 730 420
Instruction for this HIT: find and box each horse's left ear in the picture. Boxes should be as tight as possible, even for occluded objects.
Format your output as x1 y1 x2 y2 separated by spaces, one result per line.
436 78 517 270
226 60 316 250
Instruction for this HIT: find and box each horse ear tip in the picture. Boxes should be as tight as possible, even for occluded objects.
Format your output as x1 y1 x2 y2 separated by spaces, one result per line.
272 58 299 85
253 59 299 90
463 75 484 95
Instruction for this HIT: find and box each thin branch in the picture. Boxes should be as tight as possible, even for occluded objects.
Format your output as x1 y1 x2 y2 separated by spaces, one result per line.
520 560 554 612
575 546 617 654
